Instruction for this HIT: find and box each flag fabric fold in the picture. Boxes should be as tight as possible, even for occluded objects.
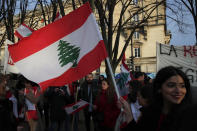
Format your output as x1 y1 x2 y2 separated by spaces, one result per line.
8 2 107 91
3 39 20 74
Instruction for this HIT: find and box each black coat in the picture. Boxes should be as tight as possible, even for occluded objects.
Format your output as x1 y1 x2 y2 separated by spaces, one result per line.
79 81 99 112
45 86 72 121
122 105 185 131
175 104 197 131
0 99 17 131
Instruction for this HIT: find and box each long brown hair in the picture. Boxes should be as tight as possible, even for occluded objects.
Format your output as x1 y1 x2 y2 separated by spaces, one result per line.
98 78 116 104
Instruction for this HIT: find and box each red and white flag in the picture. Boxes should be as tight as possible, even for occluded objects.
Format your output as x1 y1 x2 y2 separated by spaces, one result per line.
14 23 34 39
117 54 134 96
64 100 89 114
3 39 19 74
8 2 108 91
54 11 62 21
120 54 134 80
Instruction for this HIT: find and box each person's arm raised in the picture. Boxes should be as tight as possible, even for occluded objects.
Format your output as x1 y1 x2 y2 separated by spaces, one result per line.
119 97 134 123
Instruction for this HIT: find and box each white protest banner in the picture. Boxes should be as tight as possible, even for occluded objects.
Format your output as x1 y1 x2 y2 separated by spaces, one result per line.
156 43 197 87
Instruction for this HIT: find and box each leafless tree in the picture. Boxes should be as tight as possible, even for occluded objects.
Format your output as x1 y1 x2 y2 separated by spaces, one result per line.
0 0 3 22
1 0 16 42
0 0 39 43
18 0 29 24
0 0 166 74
166 0 197 45
57 0 65 16
79 0 165 75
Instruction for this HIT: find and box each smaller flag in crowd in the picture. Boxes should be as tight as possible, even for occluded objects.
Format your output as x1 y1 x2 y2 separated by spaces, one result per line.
120 53 134 80
117 54 133 96
14 23 34 39
64 100 89 114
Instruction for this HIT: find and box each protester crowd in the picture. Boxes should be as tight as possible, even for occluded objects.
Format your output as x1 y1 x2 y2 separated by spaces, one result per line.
0 66 197 131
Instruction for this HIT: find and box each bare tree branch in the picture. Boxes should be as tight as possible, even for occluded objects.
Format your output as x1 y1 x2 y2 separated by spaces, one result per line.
166 0 197 44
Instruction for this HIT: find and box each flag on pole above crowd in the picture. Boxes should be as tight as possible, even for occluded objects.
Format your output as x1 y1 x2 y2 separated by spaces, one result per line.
120 54 132 78
117 54 134 96
8 2 108 91
14 23 34 39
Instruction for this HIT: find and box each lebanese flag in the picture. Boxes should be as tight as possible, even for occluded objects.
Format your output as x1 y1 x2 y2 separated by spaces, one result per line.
54 11 62 21
14 23 34 39
117 54 134 96
8 2 108 91
120 54 134 80
64 100 89 114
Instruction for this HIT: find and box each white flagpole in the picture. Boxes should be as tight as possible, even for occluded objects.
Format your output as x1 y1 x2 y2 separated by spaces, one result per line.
106 57 120 99
106 57 124 131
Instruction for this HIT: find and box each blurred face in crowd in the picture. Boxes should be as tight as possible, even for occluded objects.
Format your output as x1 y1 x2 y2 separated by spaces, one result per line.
86 74 93 83
18 88 25 96
25 82 33 90
137 75 144 82
137 92 149 107
102 80 109 90
99 75 104 81
160 75 186 105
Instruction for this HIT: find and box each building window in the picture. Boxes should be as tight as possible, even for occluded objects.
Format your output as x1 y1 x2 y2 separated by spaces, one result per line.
134 47 140 57
133 31 139 39
135 66 141 72
134 14 139 22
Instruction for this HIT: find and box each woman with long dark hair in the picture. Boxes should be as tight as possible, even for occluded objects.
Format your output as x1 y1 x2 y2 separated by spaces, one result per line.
120 66 192 131
94 78 120 131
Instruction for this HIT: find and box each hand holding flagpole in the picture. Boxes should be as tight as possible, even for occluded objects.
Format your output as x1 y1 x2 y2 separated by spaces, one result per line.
106 57 120 99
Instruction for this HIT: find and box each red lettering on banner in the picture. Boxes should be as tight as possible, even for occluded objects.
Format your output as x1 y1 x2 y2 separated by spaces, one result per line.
193 46 197 56
184 46 193 57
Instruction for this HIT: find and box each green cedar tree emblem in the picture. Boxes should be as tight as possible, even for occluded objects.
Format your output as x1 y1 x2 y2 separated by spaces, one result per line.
117 73 129 89
73 105 80 110
57 40 80 67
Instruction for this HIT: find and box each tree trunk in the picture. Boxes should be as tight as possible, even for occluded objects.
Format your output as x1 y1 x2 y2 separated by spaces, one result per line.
57 0 65 16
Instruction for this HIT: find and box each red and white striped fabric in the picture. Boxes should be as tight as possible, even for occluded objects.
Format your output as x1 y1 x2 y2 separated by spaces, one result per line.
8 2 107 91
64 100 89 114
14 23 34 39
121 54 134 80
3 39 20 74
24 87 38 120
54 11 62 21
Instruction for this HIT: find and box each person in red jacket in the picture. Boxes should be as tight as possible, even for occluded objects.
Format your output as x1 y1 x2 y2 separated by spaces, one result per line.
94 78 120 131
